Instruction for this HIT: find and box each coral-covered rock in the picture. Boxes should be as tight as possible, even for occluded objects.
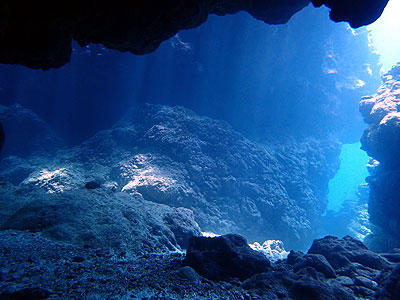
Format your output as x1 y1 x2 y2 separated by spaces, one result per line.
183 234 271 281
249 240 289 262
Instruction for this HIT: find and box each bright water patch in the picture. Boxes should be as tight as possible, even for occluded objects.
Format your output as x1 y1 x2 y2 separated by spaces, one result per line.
367 0 400 71
327 143 370 212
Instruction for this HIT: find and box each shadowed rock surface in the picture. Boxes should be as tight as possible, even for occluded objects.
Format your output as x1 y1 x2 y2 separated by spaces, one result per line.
0 187 201 255
183 234 271 281
0 0 389 69
359 63 400 252
0 104 64 159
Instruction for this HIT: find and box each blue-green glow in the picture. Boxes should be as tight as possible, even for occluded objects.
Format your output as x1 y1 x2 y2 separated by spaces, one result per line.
327 143 370 211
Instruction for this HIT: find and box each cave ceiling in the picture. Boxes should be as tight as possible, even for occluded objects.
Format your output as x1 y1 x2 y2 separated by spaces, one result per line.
0 0 390 70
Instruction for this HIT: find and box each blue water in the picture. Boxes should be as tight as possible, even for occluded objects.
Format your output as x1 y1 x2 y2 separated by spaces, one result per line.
327 143 370 211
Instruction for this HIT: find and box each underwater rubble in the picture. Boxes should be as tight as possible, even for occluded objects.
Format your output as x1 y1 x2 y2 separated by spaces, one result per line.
1 231 399 299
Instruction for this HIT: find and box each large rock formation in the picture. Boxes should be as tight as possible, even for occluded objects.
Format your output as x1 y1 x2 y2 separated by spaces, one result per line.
359 63 400 252
0 0 388 70
0 103 339 249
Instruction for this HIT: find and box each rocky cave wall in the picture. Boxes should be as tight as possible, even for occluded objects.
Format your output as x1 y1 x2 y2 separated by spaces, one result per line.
360 63 400 252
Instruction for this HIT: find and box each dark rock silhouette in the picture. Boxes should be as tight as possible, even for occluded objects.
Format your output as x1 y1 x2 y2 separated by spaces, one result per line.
0 0 389 69
84 181 100 190
183 234 271 281
311 0 389 27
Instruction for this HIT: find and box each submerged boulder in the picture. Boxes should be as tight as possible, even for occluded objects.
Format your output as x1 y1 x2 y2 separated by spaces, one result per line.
308 235 389 270
0 187 201 255
183 234 271 281
293 253 337 278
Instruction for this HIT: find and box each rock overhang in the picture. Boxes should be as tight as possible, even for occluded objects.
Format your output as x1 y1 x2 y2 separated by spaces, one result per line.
0 0 389 70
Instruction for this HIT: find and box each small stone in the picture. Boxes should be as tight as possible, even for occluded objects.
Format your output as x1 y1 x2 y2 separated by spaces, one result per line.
85 181 100 189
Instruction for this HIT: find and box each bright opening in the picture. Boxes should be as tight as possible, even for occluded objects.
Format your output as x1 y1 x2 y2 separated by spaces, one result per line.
368 0 400 71
327 142 370 212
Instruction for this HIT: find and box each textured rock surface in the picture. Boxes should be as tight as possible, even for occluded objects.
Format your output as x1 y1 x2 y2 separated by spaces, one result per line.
308 235 389 270
0 103 339 249
0 231 253 299
359 63 400 252
0 186 201 255
0 104 64 158
0 0 389 70
183 234 271 281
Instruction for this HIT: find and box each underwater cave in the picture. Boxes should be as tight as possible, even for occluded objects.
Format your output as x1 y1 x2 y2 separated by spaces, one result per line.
1 0 400 299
